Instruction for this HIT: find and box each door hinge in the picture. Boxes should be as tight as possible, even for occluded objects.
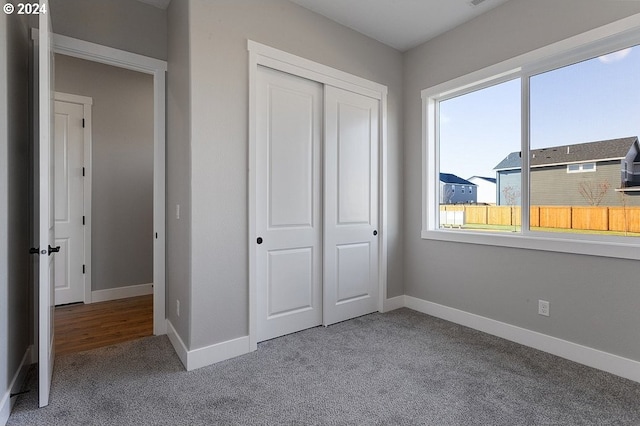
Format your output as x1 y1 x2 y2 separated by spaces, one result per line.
83 216 85 225
82 118 85 128
83 264 85 274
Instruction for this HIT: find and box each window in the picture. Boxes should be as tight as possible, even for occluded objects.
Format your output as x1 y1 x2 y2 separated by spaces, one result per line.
567 163 596 173
422 22 640 260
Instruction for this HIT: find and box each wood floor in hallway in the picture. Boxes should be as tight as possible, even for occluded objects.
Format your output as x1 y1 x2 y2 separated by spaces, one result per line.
54 294 153 356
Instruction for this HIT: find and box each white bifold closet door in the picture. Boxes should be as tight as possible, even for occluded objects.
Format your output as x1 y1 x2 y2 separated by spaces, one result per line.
256 66 379 342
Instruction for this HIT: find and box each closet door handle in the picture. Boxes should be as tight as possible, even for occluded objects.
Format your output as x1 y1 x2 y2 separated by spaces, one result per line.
373 230 378 236
257 237 263 245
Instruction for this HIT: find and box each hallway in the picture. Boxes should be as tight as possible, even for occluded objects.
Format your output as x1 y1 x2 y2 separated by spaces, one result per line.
54 295 153 355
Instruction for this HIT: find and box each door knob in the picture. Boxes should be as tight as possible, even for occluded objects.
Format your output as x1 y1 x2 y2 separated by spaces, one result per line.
257 237 263 245
373 230 378 236
48 245 61 256
29 247 39 255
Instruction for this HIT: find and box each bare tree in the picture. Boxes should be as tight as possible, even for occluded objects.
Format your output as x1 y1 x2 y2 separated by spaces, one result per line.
578 180 611 206
501 185 521 231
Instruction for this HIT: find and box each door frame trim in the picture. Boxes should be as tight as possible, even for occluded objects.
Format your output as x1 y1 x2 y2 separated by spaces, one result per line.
38 31 168 335
53 92 93 305
247 40 389 351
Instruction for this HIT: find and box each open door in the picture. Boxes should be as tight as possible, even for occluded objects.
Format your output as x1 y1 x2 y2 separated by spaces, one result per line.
35 0 56 407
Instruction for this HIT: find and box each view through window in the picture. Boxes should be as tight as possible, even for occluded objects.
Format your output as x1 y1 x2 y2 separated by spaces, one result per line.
435 44 640 238
529 45 640 237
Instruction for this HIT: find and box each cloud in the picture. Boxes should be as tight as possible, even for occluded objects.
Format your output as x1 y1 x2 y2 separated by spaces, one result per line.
598 48 632 64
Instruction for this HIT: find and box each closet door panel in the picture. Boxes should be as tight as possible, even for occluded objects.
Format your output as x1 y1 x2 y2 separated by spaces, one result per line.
324 86 379 326
256 67 323 342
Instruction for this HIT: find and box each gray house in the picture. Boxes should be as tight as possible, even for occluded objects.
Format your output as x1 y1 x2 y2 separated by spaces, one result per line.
440 173 477 204
494 137 640 206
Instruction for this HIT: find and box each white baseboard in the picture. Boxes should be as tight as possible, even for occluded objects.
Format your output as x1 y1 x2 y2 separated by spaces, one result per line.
91 283 153 303
404 295 640 384
166 320 189 369
0 346 32 426
383 295 405 312
166 320 251 371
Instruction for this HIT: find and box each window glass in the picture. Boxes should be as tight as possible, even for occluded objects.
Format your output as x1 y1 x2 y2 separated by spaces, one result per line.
529 45 640 237
438 79 521 231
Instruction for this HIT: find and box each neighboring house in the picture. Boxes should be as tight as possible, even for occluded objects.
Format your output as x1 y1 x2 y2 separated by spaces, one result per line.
468 176 497 205
440 173 477 204
494 137 640 206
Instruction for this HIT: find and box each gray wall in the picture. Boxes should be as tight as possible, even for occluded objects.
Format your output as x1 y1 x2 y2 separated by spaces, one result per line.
404 0 640 362
177 0 404 349
440 183 476 204
531 162 640 206
55 55 154 292
167 0 192 346
0 11 31 412
50 0 167 60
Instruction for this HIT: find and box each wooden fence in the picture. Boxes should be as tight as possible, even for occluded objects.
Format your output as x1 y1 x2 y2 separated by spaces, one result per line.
440 205 640 233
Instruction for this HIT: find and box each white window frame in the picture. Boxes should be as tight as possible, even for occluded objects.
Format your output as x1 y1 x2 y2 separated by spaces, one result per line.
567 162 597 173
421 15 640 261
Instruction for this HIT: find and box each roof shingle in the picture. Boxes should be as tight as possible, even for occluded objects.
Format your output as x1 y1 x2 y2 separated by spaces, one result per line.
494 137 638 170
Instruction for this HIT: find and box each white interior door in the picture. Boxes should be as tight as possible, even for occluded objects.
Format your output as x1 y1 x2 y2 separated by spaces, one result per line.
323 86 379 326
256 66 323 342
54 100 85 305
36 1 56 407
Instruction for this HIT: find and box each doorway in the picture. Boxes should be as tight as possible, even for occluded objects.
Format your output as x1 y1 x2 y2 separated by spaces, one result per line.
52 55 155 350
46 33 167 335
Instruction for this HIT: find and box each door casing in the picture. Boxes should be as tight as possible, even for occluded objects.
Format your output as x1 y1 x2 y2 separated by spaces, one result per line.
248 40 389 351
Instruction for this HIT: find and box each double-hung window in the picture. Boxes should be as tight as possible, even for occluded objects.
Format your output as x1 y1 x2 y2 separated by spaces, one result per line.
422 22 640 260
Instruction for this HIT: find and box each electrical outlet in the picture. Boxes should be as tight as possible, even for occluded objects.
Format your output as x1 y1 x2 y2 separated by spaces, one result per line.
176 299 180 317
538 300 549 317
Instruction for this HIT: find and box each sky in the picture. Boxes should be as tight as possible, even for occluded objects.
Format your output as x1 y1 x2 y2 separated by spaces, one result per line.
438 44 640 180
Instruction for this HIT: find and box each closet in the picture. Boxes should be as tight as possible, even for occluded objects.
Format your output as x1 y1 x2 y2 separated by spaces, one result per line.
254 63 381 342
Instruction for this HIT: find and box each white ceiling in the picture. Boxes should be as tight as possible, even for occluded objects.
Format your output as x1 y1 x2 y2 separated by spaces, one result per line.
136 0 171 9
288 0 512 51
135 0 511 52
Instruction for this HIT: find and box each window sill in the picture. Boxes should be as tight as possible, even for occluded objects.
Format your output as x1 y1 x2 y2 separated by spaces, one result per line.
421 229 640 261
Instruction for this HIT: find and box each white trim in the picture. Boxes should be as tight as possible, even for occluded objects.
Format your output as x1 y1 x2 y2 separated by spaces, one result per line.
421 228 640 260
166 320 188 369
0 346 32 426
186 336 250 371
44 32 167 336
167 320 251 371
54 92 93 305
383 296 405 312
404 296 640 384
90 283 153 303
247 41 387 99
31 31 167 74
247 40 389 348
567 162 596 173
420 14 640 260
